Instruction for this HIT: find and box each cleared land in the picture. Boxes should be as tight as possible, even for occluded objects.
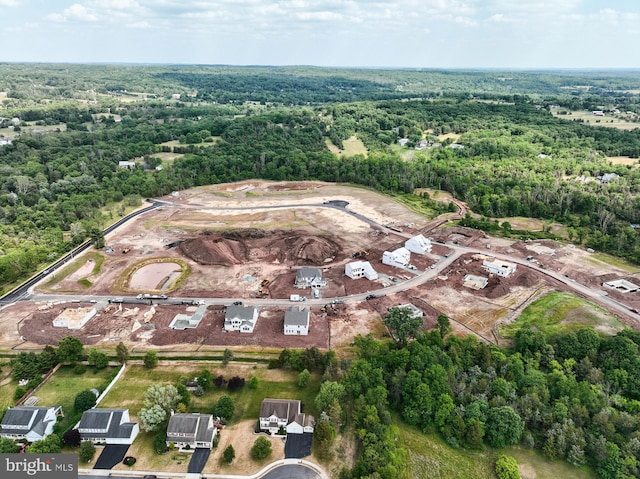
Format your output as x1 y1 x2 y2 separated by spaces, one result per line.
325 135 368 157
552 110 640 131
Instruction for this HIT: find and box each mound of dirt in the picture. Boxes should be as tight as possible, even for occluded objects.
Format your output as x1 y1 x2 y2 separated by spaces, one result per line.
486 283 510 299
273 235 342 264
179 236 246 265
515 270 538 288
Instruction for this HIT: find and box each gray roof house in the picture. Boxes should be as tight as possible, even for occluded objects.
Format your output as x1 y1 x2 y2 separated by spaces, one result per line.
0 406 63 442
224 304 259 333
284 306 310 336
259 399 314 435
294 267 327 289
77 408 139 445
166 413 217 451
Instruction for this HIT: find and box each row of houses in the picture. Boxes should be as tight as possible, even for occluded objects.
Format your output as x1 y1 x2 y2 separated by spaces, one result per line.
1 398 314 451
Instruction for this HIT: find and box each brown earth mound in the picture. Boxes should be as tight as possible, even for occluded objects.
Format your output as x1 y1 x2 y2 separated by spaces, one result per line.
272 235 342 264
180 236 246 265
516 270 539 288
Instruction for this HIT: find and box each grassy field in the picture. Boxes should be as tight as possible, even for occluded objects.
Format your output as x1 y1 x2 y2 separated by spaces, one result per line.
99 362 321 421
608 156 640 167
588 252 640 273
41 251 105 291
494 216 568 237
325 135 368 157
34 365 119 431
499 292 625 338
552 110 640 131
0 363 15 409
399 423 597 479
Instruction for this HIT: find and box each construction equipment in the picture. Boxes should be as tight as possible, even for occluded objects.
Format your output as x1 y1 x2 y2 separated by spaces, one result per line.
351 250 368 259
122 248 131 254
261 279 270 287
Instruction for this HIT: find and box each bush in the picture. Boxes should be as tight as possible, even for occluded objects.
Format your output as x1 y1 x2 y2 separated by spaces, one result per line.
73 364 87 375
495 455 521 479
213 395 235 420
227 376 245 391
79 441 96 463
13 386 27 401
123 456 136 467
153 432 167 455
74 390 97 412
222 444 235 464
250 436 272 460
63 429 82 447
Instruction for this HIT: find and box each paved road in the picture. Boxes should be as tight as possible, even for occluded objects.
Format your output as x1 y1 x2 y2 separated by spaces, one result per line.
261 464 322 479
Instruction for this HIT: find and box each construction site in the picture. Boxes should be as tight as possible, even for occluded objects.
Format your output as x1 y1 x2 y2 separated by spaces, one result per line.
1 180 639 352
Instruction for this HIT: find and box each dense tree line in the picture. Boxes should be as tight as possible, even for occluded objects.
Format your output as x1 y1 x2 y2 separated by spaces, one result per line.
321 327 640 478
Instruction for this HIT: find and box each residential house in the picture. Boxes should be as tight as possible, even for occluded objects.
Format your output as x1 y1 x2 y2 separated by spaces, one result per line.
118 160 136 168
394 303 423 318
169 304 207 330
603 279 640 294
482 259 516 278
382 247 411 269
224 304 259 333
77 408 139 445
166 413 217 451
294 267 327 289
405 234 432 255
345 261 378 280
0 406 63 442
284 306 310 336
0 136 12 146
259 399 315 435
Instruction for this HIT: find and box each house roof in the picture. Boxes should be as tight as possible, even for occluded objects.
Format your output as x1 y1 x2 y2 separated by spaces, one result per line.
0 406 61 437
260 399 301 424
78 409 136 440
167 414 215 443
296 267 322 280
284 306 310 327
225 304 257 321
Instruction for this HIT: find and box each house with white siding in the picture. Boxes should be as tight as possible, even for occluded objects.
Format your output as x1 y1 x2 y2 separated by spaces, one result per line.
77 408 139 445
382 247 411 269
0 406 63 442
482 259 516 278
405 234 432 255
166 413 217 451
224 304 259 333
284 306 310 335
345 261 378 280
259 399 314 435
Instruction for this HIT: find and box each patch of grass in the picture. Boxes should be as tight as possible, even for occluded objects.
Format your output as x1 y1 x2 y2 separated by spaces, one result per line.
34 366 118 432
77 278 92 288
0 365 15 409
111 431 190 473
326 135 368 157
589 253 640 273
398 420 598 479
499 292 625 338
41 252 105 291
112 257 191 293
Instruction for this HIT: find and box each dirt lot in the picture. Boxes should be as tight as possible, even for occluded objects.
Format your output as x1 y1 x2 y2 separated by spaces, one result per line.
3 180 640 352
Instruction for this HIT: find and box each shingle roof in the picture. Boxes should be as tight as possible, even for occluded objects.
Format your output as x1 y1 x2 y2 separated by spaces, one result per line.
78 409 136 440
166 414 215 443
284 307 309 327
0 406 60 438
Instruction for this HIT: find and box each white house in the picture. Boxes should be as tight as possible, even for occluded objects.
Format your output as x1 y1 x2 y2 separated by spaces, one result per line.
0 406 63 442
224 304 259 333
382 247 411 269
77 408 139 445
294 267 327 289
405 234 432 255
166 413 217 451
169 305 207 330
284 306 310 336
345 261 378 280
482 259 516 278
118 160 136 168
259 399 314 435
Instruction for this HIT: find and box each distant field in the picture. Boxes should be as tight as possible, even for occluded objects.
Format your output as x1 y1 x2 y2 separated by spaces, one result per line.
0 364 14 409
499 291 625 338
438 133 462 142
150 151 184 162
398 422 596 479
495 216 567 237
553 110 640 131
608 156 639 166
160 137 219 149
326 135 368 157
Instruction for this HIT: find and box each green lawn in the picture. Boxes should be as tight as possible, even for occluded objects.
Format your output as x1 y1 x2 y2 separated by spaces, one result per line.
34 365 119 431
99 363 321 423
499 291 625 338
0 364 15 409
398 423 597 479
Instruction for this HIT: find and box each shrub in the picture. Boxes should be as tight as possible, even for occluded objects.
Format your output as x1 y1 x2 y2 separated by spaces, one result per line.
222 444 235 464
73 364 87 375
123 456 136 467
227 376 245 391
13 387 27 401
62 429 82 447
495 455 521 479
153 432 167 454
74 390 97 412
250 436 272 460
79 441 96 463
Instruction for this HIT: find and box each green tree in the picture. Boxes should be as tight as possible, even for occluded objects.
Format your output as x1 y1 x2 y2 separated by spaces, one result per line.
79 441 96 463
198 369 213 391
116 342 129 364
144 350 158 369
315 381 346 413
87 348 108 369
222 348 233 366
143 384 181 411
57 336 84 364
26 433 62 453
495 455 520 479
383 306 423 347
250 436 272 460
486 406 524 448
0 437 19 453
214 395 235 420
139 404 168 432
248 375 259 389
74 390 97 412
297 369 311 388
222 444 235 464
437 314 451 337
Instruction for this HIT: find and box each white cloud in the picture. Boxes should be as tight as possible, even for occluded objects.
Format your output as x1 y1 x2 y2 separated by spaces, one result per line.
47 3 99 22
0 0 20 6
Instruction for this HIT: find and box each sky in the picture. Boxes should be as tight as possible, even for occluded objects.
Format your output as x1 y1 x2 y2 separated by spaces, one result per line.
0 0 639 69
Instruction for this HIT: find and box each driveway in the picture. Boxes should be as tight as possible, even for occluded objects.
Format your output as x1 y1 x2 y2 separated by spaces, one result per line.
93 444 129 469
187 448 210 473
262 464 322 479
285 433 313 459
